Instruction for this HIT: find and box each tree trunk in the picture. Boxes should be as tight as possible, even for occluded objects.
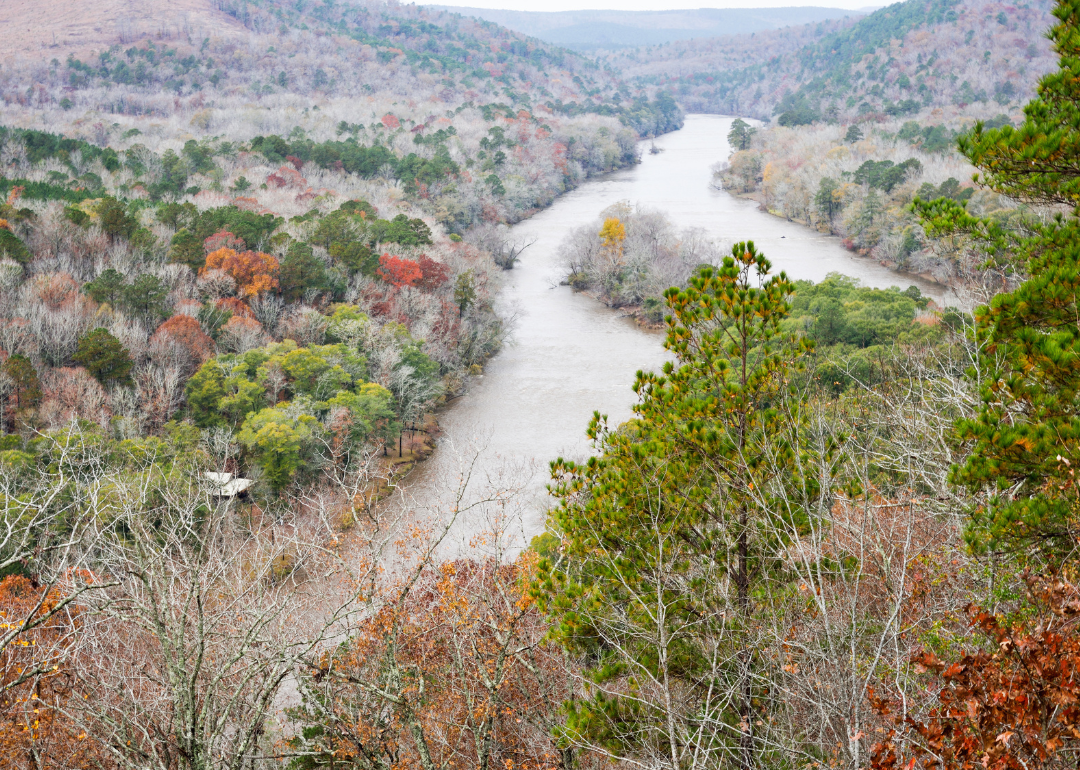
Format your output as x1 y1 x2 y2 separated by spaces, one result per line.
738 507 753 770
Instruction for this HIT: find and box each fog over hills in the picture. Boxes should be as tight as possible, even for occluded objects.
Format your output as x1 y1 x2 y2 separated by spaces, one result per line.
427 6 865 50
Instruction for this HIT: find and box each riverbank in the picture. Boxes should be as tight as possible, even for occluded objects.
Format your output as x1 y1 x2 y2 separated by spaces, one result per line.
721 185 954 298
714 116 1002 291
355 123 687 514
561 283 667 330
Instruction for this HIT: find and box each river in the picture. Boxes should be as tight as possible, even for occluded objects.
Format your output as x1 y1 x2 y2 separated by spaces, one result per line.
411 113 951 553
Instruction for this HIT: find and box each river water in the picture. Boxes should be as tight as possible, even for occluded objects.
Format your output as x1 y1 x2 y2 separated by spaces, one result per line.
411 114 949 552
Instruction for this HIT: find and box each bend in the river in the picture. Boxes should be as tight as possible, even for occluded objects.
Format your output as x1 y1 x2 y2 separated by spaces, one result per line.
410 114 952 554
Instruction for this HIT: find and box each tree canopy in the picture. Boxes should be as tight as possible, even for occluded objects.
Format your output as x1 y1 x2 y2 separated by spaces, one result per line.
539 243 820 768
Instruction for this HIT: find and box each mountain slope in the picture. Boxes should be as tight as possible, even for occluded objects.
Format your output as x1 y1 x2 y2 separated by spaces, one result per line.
426 6 864 51
612 0 1057 121
0 0 246 60
0 0 682 136
0 0 685 239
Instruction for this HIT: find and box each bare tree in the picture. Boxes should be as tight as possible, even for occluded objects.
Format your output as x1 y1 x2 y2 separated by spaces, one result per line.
279 305 329 347
248 293 286 335
0 426 119 696
289 448 589 770
218 316 269 354
467 223 535 270
135 362 185 428
63 452 396 770
757 335 989 770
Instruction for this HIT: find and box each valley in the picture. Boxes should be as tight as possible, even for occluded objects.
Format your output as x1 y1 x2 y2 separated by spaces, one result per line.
0 1 1076 769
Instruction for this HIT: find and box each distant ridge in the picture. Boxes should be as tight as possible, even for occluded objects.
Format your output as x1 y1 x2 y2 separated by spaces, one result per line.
427 6 864 50
607 0 1057 121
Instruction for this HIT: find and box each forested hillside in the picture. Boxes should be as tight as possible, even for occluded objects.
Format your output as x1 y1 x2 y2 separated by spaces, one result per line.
714 113 1023 282
0 4 689 765
3 0 680 133
0 0 685 510
427 6 862 51
612 0 1057 121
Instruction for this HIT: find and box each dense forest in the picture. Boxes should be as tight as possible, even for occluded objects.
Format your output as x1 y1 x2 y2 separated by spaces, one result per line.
610 0 1057 122
715 113 1022 282
2 0 1080 768
0 0 682 509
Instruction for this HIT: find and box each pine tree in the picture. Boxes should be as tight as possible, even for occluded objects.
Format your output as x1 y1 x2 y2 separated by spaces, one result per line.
814 177 841 222
844 124 864 143
96 197 137 241
728 118 756 151
539 243 818 770
122 274 170 321
959 0 1080 208
74 328 133 387
1 354 41 431
923 0 1080 559
278 242 328 302
84 268 127 306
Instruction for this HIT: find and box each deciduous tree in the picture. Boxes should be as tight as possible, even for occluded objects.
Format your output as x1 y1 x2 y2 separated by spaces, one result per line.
66 458 372 770
202 248 280 297
376 253 423 288
291 465 579 770
149 315 214 376
870 574 1080 770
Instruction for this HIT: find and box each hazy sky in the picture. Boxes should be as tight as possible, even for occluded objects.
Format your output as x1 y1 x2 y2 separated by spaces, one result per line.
431 0 873 12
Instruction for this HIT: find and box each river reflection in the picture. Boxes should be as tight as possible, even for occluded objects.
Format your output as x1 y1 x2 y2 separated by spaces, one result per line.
408 114 950 552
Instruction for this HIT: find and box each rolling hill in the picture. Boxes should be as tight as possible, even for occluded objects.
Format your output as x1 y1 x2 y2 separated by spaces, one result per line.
0 0 683 137
426 6 865 51
609 0 1057 122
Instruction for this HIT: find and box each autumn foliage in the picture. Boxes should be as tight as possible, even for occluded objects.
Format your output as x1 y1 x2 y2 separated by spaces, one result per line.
0 577 104 770
202 230 244 254
598 216 626 248
376 253 422 288
266 165 307 189
292 556 575 770
214 296 255 318
598 216 626 265
39 367 109 429
202 248 279 297
217 315 266 352
28 273 86 311
150 314 214 367
374 253 450 292
871 573 1080 770
415 254 450 291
